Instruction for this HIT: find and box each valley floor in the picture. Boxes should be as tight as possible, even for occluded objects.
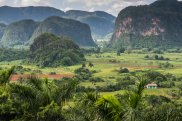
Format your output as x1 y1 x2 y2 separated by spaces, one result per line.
1 52 182 102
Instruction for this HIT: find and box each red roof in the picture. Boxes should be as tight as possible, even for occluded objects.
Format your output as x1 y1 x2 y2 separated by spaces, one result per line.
147 83 158 86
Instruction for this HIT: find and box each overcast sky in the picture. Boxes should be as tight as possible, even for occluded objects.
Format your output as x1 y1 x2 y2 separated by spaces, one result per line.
0 0 180 16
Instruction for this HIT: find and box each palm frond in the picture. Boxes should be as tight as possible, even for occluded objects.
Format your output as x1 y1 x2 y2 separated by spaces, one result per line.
96 95 123 121
0 66 15 85
54 79 78 106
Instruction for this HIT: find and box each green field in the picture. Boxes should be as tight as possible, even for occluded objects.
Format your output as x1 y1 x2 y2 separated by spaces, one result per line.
1 52 182 101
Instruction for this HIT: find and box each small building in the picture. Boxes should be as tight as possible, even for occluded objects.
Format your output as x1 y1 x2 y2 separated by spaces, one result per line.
146 83 158 89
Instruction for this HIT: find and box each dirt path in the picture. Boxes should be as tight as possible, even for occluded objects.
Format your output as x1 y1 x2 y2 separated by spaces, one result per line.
10 74 74 81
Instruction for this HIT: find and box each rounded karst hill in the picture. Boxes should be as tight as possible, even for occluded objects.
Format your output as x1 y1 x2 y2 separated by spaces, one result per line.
1 19 38 47
29 33 85 67
111 0 182 48
30 16 96 47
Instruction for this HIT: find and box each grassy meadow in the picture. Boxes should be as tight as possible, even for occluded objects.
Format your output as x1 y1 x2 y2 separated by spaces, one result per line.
1 52 182 101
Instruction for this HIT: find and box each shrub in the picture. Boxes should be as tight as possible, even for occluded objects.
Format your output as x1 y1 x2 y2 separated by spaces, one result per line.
49 72 57 75
74 67 92 80
89 77 104 83
145 95 171 107
159 81 175 88
144 55 149 59
61 57 73 66
159 62 174 68
144 71 167 83
118 68 129 73
88 62 94 67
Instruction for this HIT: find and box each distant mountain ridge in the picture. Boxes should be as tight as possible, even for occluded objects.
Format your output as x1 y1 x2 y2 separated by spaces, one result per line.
0 16 95 47
66 10 115 37
111 0 182 48
0 6 115 38
0 6 66 24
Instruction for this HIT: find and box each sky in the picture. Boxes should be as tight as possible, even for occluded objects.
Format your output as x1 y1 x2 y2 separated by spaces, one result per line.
0 0 179 16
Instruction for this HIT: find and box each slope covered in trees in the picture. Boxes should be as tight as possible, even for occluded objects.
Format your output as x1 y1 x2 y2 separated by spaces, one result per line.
30 16 95 47
1 20 38 47
0 16 95 47
66 10 115 37
0 6 115 39
28 33 85 67
111 0 182 48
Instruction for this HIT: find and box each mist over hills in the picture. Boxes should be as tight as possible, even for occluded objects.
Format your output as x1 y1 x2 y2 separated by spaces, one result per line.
0 6 115 40
0 16 95 47
1 0 182 49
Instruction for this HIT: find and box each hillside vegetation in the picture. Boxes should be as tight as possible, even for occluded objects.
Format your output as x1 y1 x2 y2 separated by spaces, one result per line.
28 33 85 67
111 0 182 48
0 6 115 39
0 16 95 47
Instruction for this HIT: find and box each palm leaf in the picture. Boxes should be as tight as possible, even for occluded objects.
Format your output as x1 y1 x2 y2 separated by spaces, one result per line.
96 95 123 121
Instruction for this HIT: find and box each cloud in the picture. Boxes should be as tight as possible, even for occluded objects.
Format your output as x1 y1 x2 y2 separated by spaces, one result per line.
67 0 113 7
0 0 5 4
64 7 73 11
13 0 53 6
107 0 150 15
0 0 174 15
66 0 152 15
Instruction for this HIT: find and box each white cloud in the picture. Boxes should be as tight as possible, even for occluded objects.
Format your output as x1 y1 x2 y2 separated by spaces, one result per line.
64 7 73 11
89 7 95 12
107 0 149 15
67 0 113 7
1 0 180 15
0 0 5 4
13 0 52 6
66 0 152 15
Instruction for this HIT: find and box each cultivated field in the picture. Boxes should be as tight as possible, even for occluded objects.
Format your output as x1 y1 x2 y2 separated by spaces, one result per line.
1 52 182 101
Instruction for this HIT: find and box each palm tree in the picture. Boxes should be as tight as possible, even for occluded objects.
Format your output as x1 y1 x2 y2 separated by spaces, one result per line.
96 95 123 121
0 66 15 85
0 66 17 120
67 92 99 121
75 75 147 121
7 77 78 120
124 75 147 121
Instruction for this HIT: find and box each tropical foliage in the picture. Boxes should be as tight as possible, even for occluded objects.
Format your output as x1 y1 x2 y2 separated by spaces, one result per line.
28 33 85 67
0 67 182 121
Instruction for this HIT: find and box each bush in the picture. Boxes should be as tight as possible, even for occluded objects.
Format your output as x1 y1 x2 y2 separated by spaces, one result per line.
144 71 167 83
153 49 164 54
118 68 129 73
89 77 104 83
159 81 175 88
49 72 57 75
88 62 94 67
0 48 28 62
145 95 171 107
61 57 73 66
144 55 149 59
159 62 174 68
117 76 135 86
32 70 42 74
75 67 92 80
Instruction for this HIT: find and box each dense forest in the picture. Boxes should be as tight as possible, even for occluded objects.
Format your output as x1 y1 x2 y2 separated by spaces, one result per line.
0 67 182 121
28 33 85 67
0 48 28 61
